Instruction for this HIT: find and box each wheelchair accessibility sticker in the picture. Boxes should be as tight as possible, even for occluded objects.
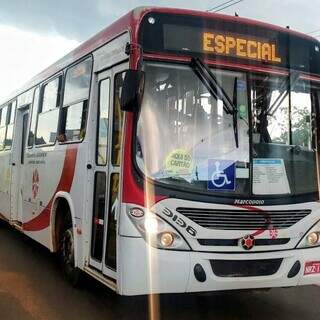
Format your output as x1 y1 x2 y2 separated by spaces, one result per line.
208 160 235 191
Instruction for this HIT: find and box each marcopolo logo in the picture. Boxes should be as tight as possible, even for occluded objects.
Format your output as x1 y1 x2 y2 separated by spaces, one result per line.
234 199 265 205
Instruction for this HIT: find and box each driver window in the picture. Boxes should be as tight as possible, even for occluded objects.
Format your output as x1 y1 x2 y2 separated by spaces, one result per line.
251 75 290 144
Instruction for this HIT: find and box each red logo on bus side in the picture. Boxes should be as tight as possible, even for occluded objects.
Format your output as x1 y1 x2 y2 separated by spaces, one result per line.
32 169 40 199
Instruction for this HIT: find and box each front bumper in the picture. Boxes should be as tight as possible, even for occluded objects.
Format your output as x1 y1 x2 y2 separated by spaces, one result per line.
118 236 320 296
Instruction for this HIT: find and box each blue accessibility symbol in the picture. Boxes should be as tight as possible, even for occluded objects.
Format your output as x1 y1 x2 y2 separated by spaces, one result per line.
208 160 236 191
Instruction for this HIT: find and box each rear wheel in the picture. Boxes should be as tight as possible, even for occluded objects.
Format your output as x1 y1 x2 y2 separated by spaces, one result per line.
59 227 81 286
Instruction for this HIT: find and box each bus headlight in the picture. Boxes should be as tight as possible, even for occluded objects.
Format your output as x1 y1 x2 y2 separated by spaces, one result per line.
128 207 190 250
144 217 159 234
160 232 174 247
297 220 320 248
307 232 319 246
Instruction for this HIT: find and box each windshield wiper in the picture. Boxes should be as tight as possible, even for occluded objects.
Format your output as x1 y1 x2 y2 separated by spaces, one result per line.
190 57 239 148
233 77 239 148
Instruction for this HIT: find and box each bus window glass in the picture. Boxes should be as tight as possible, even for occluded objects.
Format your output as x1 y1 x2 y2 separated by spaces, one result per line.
36 78 61 145
42 78 60 113
136 62 250 195
59 59 92 143
97 78 110 165
91 171 106 262
36 109 59 145
251 76 318 196
62 102 87 141
0 106 8 127
9 101 16 124
252 75 290 145
291 82 312 149
112 73 125 166
0 126 6 150
63 58 92 106
28 87 40 147
4 124 13 150
105 173 119 270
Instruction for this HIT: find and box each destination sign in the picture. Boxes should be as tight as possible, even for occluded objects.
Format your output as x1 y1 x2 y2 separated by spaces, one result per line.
203 32 282 63
140 12 320 75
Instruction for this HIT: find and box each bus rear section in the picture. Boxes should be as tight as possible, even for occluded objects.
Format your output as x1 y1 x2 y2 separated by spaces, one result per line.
115 8 320 295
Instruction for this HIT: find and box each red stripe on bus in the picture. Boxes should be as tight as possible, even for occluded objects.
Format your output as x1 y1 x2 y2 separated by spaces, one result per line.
122 114 167 207
233 204 266 236
22 146 78 232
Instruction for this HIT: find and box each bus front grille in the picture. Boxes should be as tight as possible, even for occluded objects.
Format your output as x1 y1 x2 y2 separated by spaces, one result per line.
176 208 311 230
210 259 283 277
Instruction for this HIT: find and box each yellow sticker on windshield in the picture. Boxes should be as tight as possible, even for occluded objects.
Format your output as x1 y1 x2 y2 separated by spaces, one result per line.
165 149 193 176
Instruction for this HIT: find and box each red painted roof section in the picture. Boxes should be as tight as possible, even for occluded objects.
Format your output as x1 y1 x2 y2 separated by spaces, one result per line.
2 6 317 105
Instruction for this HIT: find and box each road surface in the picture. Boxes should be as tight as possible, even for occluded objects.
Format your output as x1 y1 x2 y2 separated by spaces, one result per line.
0 220 320 320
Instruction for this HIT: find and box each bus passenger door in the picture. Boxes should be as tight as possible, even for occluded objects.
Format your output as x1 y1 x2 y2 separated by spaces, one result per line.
89 68 121 280
10 107 29 224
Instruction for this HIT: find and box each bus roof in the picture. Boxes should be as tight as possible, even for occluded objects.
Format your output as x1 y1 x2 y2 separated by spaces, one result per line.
2 6 317 105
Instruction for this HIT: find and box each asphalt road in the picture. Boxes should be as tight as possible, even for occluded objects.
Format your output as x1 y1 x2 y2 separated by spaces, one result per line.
1 220 320 320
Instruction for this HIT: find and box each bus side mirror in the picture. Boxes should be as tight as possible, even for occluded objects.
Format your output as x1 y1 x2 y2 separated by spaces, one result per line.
120 70 145 112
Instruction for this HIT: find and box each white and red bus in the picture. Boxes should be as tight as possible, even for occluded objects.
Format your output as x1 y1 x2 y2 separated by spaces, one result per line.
1 7 320 295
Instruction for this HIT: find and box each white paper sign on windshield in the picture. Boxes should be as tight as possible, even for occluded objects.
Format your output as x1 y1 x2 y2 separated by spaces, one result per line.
253 159 290 195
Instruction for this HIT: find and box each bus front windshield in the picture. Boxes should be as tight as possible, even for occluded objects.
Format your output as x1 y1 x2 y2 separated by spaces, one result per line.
136 62 318 199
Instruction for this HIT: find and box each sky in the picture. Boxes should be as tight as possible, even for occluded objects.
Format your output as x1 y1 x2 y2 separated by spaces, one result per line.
0 0 319 101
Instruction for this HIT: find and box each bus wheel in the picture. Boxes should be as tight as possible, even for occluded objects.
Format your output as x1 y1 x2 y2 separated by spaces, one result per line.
60 227 81 286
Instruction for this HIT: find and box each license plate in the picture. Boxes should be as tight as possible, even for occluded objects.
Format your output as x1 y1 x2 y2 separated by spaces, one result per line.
304 261 320 275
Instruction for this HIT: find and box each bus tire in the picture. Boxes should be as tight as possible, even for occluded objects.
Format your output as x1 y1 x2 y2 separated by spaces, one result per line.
59 227 81 287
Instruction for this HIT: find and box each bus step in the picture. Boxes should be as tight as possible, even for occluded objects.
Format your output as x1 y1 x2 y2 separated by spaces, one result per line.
83 266 117 291
11 221 23 232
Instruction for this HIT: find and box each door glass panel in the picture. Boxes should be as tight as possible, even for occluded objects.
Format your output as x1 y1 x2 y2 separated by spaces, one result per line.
105 173 119 270
112 73 125 166
28 87 40 147
97 78 110 165
21 113 29 164
91 172 106 262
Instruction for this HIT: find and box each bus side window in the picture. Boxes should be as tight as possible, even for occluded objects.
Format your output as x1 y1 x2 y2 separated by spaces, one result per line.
36 77 61 145
28 88 40 147
96 78 110 165
0 105 9 151
112 72 125 166
0 105 8 127
4 100 16 150
0 106 6 151
59 57 93 143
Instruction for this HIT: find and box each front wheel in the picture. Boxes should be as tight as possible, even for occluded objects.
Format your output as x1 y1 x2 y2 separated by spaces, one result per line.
59 227 81 286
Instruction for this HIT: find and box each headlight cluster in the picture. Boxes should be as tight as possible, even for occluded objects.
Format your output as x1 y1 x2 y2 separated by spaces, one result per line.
297 220 320 248
128 207 190 250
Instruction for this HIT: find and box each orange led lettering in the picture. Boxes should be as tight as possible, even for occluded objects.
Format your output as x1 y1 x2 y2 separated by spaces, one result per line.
247 40 257 59
236 38 247 57
203 32 214 52
257 42 262 59
261 43 272 61
202 32 282 64
214 35 226 53
225 36 236 54
272 44 282 62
